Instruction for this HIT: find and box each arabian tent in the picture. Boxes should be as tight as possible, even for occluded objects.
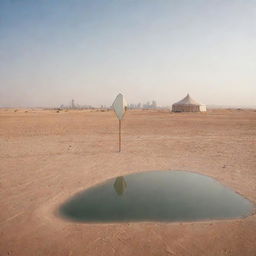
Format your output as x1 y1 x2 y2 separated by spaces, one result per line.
172 94 206 112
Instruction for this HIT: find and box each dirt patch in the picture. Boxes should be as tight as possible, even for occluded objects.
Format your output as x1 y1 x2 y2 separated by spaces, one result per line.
0 109 255 255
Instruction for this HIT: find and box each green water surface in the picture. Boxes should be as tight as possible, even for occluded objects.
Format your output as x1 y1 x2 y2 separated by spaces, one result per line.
59 171 255 222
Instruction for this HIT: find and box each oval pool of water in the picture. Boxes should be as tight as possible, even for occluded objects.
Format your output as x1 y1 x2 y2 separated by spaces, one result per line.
59 171 255 223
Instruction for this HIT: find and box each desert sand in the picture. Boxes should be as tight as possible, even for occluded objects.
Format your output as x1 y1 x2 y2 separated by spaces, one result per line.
0 108 255 256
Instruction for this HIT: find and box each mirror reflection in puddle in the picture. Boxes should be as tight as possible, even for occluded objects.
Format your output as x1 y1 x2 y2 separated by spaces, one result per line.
59 171 255 223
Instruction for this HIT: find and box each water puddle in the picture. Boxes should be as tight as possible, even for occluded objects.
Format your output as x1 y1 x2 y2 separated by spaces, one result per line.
59 171 255 222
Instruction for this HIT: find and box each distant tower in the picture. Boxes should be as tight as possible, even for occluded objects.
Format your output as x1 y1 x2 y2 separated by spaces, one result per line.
152 100 157 108
71 99 75 109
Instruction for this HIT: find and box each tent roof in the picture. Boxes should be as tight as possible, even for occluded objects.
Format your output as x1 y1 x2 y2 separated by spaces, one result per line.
173 94 204 106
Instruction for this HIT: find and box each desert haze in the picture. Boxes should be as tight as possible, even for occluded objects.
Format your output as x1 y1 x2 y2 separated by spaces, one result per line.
0 108 255 256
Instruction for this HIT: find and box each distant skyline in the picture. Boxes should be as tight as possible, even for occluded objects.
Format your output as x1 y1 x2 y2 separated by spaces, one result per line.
0 0 255 107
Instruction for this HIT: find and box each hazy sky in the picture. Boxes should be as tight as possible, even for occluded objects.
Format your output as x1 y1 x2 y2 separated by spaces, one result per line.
0 0 255 107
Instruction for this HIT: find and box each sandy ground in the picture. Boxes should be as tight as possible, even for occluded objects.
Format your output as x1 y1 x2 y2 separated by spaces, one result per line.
0 108 255 256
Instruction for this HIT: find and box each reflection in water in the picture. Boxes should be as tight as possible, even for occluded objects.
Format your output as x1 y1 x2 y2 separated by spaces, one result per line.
59 170 255 223
113 176 127 195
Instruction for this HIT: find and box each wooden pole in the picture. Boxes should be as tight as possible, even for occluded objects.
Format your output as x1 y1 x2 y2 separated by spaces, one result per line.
119 120 121 152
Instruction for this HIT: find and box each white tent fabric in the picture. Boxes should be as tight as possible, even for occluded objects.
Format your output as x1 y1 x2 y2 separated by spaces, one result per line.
172 94 206 112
